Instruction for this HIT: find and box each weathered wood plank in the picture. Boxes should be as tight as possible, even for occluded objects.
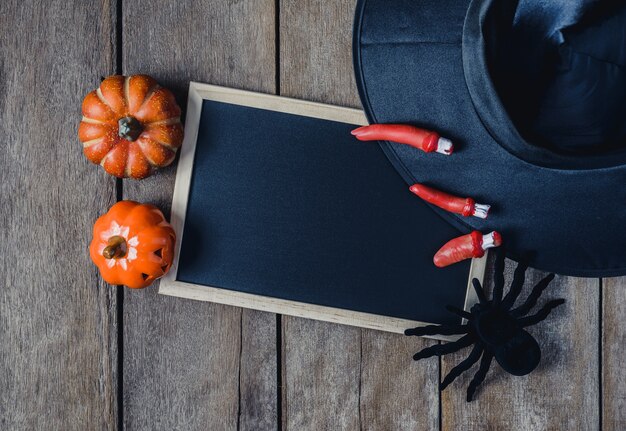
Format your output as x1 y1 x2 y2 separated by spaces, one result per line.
240 310 279 431
601 277 626 430
282 319 361 430
360 330 439 431
0 0 118 429
442 261 600 430
280 1 438 429
121 0 277 429
280 0 357 108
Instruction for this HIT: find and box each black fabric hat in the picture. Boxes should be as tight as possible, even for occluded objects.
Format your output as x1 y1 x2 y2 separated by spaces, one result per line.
353 0 626 276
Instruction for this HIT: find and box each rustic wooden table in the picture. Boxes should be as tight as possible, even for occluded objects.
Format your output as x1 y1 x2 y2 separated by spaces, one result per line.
2 0 623 429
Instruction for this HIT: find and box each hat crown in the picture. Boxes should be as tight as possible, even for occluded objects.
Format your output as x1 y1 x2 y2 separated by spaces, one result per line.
488 0 626 155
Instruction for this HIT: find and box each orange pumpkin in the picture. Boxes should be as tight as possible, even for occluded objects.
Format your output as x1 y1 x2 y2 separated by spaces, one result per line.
90 201 176 288
79 74 184 179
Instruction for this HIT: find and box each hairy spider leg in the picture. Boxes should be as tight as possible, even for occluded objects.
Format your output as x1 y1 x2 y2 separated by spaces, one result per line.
445 305 472 320
518 299 565 327
501 260 529 310
472 278 487 304
440 344 483 391
405 324 468 337
511 273 557 317
466 352 494 402
492 249 506 305
412 334 474 360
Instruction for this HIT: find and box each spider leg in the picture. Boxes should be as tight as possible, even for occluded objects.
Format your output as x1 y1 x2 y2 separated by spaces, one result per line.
412 334 474 361
492 248 506 305
446 305 472 320
466 352 494 402
501 260 528 310
472 278 487 304
440 344 483 391
518 299 565 327
405 324 468 337
511 273 556 317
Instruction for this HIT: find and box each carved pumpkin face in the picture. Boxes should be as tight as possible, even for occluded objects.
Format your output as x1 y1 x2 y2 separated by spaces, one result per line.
79 74 183 179
90 201 176 288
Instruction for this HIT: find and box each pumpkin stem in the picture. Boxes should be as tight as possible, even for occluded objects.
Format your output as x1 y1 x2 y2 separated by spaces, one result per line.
118 116 143 141
102 235 127 259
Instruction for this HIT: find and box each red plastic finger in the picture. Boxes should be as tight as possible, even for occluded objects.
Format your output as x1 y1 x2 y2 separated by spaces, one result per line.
434 231 502 268
409 184 490 219
351 124 453 155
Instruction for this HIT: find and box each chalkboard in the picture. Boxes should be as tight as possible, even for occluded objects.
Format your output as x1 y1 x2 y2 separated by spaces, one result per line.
160 83 485 337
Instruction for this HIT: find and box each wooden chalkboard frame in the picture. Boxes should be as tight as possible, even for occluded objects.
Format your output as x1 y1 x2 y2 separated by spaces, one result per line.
159 82 486 338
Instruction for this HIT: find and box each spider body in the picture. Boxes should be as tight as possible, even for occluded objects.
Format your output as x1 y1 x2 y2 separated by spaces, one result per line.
405 249 564 401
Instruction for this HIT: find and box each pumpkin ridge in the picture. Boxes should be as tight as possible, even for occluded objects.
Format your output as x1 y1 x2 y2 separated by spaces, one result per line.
142 123 184 149
84 136 116 164
153 139 178 151
123 76 131 111
143 123 184 145
147 151 175 168
81 91 117 122
133 84 161 116
128 204 151 223
135 226 176 251
99 151 112 167
82 137 104 148
135 136 176 166
141 151 161 168
96 87 120 115
125 143 151 179
81 116 108 125
101 139 129 177
100 136 120 167
79 120 115 143
124 155 132 177
123 204 162 236
147 117 181 126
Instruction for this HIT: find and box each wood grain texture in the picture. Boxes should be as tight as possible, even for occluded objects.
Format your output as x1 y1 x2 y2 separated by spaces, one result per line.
121 0 277 429
360 330 439 431
280 0 358 108
601 277 626 430
280 1 439 429
282 319 361 430
239 310 278 431
0 0 118 429
442 260 600 430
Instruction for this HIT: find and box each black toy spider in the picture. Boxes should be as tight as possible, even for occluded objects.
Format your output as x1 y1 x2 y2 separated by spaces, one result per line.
405 249 565 401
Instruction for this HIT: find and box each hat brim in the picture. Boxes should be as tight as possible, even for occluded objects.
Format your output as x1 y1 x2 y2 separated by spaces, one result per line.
354 0 626 276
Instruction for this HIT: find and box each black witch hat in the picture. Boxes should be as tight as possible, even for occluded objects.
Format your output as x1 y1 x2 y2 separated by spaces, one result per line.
354 0 626 276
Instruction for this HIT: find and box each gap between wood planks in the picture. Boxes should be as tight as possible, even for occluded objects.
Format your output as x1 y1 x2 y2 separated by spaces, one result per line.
598 277 603 431
115 0 124 429
113 0 284 428
275 1 283 429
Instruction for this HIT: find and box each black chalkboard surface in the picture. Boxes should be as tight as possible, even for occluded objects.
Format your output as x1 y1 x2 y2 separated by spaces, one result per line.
160 84 483 335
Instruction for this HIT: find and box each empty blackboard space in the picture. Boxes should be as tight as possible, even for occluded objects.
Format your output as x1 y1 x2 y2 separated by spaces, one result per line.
160 84 483 334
